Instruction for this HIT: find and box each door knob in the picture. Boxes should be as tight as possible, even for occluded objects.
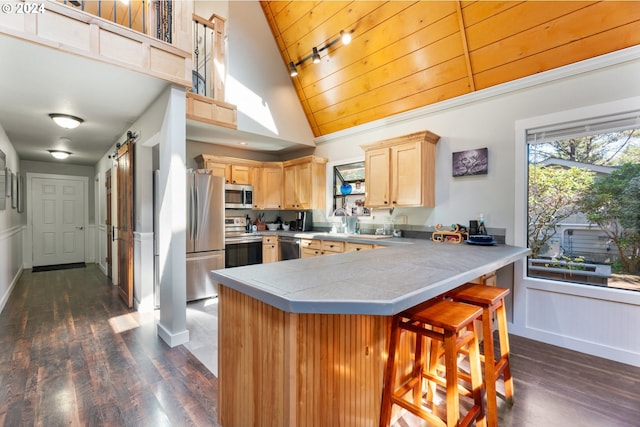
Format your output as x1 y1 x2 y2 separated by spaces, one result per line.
76 226 84 230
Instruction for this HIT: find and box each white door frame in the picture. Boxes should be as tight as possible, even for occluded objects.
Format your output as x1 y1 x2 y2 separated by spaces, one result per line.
25 172 89 269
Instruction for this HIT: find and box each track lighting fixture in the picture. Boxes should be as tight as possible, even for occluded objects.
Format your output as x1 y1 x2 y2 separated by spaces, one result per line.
289 61 298 77
340 30 352 45
288 29 354 77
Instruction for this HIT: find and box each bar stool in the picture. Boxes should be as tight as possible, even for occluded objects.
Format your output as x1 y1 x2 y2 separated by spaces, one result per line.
380 299 486 427
447 284 514 427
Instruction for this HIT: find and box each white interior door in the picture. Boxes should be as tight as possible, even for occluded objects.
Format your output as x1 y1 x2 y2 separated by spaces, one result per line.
32 177 85 267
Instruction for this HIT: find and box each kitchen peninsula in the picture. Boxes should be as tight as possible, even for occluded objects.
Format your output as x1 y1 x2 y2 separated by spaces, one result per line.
211 236 529 427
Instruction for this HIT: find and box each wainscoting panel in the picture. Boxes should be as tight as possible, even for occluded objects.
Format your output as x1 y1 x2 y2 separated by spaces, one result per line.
0 225 24 312
512 273 640 367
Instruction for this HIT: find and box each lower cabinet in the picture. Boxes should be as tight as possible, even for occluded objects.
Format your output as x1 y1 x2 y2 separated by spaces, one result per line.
262 236 279 263
345 242 374 252
301 239 348 258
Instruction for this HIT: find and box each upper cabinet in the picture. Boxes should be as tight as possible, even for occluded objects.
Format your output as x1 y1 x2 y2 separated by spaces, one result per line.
195 154 326 210
253 164 284 210
195 154 254 185
362 131 440 208
283 156 327 210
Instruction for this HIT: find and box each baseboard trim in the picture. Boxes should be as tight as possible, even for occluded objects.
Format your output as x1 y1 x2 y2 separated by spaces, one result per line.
157 322 190 348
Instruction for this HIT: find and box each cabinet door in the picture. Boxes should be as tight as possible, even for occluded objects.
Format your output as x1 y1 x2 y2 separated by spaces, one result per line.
262 166 283 209
206 161 230 182
295 162 312 209
251 167 264 209
230 165 251 185
391 141 422 206
365 147 390 207
283 165 298 209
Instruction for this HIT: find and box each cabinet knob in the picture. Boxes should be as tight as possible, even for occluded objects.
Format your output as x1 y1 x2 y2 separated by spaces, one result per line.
392 201 397 204
384 201 388 204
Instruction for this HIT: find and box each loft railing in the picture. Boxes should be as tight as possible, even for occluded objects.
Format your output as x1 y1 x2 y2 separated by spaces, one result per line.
57 0 173 43
192 14 226 101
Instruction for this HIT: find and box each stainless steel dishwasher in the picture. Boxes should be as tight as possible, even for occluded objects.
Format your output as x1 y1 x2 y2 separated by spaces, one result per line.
278 236 300 260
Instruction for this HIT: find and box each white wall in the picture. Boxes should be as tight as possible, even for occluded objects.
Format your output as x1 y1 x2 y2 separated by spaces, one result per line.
0 126 23 313
226 1 315 147
314 47 640 367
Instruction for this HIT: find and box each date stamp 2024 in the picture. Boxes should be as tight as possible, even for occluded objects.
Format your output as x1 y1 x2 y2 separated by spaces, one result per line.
1 2 46 14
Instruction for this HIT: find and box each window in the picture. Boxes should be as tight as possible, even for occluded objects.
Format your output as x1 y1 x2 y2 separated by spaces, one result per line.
332 161 369 216
526 114 640 291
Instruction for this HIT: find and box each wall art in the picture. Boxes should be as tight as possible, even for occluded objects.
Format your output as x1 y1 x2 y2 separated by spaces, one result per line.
452 147 488 177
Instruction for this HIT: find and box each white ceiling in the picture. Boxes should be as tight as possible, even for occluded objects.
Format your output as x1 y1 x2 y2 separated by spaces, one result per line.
0 35 169 166
0 34 306 167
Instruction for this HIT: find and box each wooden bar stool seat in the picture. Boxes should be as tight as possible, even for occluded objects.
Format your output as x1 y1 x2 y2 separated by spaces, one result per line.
380 299 486 427
447 284 514 427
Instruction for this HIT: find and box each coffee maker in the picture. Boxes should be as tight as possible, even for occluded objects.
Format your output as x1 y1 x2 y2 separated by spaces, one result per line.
294 211 312 231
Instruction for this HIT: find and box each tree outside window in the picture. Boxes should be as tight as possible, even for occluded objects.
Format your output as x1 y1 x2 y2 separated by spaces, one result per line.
527 129 640 291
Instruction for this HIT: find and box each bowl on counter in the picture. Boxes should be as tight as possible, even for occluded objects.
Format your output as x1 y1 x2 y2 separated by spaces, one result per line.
266 223 279 231
282 224 290 231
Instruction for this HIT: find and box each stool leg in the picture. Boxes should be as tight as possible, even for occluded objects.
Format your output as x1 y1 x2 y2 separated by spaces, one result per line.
380 316 401 427
482 306 499 427
413 332 425 407
467 322 486 427
443 330 460 426
496 301 514 405
427 338 440 403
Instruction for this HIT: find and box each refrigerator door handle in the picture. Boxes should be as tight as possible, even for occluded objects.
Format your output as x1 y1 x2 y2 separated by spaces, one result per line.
193 179 199 242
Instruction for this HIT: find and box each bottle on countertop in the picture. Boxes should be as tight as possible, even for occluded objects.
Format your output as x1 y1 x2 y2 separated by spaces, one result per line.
245 214 251 233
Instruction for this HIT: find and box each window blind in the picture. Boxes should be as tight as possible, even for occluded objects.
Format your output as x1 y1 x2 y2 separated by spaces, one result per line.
526 111 640 144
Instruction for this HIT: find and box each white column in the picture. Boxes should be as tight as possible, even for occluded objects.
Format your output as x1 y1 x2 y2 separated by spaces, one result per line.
157 85 189 347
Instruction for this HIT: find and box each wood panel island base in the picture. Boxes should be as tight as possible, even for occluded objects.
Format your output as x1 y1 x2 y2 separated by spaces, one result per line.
219 285 388 427
212 238 529 427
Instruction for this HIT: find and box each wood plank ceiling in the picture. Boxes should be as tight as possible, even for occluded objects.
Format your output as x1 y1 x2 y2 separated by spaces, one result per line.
260 1 640 138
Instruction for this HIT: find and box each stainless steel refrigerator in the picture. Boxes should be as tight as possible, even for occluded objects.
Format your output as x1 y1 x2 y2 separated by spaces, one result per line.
186 172 225 301
154 171 225 305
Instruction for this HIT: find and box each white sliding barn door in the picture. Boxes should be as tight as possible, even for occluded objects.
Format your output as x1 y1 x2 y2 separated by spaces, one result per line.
31 177 85 267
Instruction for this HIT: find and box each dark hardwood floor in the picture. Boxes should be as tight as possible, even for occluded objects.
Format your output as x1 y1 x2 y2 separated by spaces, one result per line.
1 265 639 426
0 265 220 427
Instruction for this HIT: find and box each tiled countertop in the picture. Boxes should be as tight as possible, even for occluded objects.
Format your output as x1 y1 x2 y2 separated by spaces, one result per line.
211 236 529 315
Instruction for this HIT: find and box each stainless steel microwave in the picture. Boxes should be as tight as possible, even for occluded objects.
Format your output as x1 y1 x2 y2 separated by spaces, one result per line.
225 184 253 209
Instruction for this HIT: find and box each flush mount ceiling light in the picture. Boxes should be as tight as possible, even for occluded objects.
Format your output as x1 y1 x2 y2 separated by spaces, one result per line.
49 150 71 160
288 29 354 77
49 113 84 129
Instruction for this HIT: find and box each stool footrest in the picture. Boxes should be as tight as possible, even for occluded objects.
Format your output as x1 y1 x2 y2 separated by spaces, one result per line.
390 396 446 427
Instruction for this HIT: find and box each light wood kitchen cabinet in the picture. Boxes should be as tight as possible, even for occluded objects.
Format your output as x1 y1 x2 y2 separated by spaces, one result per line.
301 239 345 258
362 130 440 208
258 164 283 209
283 156 327 210
194 154 256 185
262 236 279 263
345 242 374 252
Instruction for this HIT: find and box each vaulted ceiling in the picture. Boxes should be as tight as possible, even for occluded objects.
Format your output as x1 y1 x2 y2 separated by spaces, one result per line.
260 1 640 138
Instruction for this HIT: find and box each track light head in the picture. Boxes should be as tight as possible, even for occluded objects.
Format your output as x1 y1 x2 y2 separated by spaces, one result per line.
340 30 352 45
312 47 321 64
289 61 298 77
